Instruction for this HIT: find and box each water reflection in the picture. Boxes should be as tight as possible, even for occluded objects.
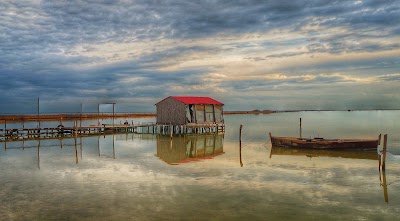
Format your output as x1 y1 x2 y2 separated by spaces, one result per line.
156 133 224 165
379 168 389 203
266 145 394 203
3 137 83 169
269 146 379 160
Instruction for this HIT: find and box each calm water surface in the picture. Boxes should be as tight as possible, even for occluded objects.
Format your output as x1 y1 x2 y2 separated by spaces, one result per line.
1 111 399 220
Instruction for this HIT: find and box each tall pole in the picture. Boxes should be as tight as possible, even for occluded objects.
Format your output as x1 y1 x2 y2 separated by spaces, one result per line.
98 103 100 125
80 102 82 128
112 103 115 128
382 134 387 171
239 125 243 167
299 118 302 138
37 97 40 128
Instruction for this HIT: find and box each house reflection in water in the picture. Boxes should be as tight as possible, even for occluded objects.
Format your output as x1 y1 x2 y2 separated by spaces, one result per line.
156 133 224 165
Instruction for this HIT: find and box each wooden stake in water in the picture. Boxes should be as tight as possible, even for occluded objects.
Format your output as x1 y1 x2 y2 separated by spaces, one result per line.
378 134 381 145
239 124 243 142
239 125 243 167
299 118 302 138
382 134 387 171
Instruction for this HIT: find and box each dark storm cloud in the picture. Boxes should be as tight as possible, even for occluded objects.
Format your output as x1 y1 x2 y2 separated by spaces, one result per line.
3 0 399 54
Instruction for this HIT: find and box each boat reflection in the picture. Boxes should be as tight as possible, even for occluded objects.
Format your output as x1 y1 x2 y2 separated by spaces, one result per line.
268 145 392 203
156 133 224 165
379 151 389 203
269 145 379 160
379 168 389 203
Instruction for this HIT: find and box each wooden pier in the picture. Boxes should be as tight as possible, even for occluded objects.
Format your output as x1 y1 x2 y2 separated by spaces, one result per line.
0 122 225 142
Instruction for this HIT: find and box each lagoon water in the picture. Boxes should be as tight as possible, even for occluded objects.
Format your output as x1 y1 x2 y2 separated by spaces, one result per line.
1 111 399 220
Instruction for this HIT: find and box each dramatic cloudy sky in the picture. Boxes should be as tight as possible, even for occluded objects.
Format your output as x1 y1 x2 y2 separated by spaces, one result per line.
1 0 400 113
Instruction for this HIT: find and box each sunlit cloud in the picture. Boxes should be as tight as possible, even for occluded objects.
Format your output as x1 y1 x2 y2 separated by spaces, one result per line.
0 0 399 113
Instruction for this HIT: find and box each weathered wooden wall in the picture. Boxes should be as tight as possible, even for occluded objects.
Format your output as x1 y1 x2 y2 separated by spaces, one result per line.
156 97 186 124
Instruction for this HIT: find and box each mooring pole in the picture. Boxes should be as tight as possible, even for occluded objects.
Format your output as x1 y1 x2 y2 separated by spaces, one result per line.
382 134 387 171
239 124 243 167
378 134 381 145
239 124 243 143
299 118 302 138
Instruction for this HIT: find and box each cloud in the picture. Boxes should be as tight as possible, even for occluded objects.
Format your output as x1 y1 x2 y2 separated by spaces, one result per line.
0 0 399 113
376 73 400 81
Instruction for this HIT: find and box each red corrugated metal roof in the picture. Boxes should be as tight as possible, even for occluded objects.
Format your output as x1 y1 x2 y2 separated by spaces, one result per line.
170 96 223 105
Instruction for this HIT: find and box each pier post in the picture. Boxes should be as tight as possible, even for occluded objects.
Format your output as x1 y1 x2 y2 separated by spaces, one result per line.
112 103 115 129
37 97 40 129
75 120 78 136
80 103 82 128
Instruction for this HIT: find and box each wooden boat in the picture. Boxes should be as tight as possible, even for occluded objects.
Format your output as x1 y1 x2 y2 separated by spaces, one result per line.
269 133 380 150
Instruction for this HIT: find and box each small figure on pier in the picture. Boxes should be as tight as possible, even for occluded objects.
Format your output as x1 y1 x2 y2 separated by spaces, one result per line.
124 120 129 125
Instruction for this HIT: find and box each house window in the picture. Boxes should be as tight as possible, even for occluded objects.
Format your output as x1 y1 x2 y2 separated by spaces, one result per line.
186 105 195 123
205 104 214 122
214 105 223 122
195 105 205 123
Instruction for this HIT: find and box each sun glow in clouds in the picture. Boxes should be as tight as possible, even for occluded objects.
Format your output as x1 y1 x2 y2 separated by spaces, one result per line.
0 0 399 112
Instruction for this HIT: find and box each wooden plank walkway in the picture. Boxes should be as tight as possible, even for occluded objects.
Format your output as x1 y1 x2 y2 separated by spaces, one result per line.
0 122 225 142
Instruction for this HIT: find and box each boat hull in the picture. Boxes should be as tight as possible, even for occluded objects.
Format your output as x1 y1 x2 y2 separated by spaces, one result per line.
270 135 379 150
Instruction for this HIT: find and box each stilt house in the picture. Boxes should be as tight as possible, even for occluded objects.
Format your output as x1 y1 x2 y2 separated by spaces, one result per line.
155 96 224 125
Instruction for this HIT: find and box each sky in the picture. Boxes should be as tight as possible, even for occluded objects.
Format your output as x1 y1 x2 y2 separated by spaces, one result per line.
1 0 400 114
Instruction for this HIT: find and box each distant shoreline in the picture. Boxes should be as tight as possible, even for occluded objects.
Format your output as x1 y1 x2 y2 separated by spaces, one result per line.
0 113 156 123
0 109 398 123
